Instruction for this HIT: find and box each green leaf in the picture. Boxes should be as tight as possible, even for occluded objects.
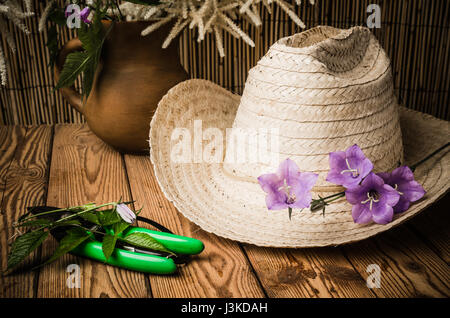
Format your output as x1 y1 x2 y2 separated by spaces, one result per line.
79 20 105 100
112 220 130 237
78 20 103 53
102 234 117 261
43 227 91 265
54 51 89 89
79 211 101 225
122 232 173 255
55 17 113 100
7 230 49 270
15 219 52 228
97 209 121 226
81 58 96 102
53 219 82 227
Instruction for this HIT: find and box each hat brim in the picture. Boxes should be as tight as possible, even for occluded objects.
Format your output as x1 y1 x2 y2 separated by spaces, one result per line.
150 79 450 247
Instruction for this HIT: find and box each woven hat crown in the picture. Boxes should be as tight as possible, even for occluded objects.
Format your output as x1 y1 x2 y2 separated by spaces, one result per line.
224 26 404 192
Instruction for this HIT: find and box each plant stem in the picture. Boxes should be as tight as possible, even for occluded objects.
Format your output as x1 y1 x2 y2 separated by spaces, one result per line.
18 202 116 224
16 202 118 236
323 191 345 200
324 193 345 204
52 202 115 224
113 0 123 21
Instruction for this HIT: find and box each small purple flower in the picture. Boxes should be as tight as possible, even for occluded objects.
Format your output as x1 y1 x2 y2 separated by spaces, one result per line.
80 7 91 24
258 158 318 212
345 172 400 224
326 144 373 189
116 203 136 224
378 166 426 213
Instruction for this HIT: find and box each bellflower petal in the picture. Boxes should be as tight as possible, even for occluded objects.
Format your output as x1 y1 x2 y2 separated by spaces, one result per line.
265 192 289 210
258 158 318 213
298 171 320 190
80 7 91 24
326 144 373 188
401 180 426 202
381 184 400 206
371 204 394 224
345 187 366 205
351 204 373 224
290 172 319 209
377 166 426 214
258 173 281 194
277 158 300 183
393 197 411 213
116 203 136 224
346 172 399 224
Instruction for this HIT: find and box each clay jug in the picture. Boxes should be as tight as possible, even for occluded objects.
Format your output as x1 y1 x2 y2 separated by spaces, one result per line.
55 21 189 154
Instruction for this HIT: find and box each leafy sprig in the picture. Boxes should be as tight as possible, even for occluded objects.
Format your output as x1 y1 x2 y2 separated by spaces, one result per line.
44 0 163 100
55 6 113 102
5 201 172 273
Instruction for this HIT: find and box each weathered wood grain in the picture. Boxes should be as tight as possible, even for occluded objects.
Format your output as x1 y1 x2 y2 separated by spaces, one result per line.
342 223 450 298
124 155 266 298
37 124 149 297
407 194 449 263
243 245 375 298
0 126 52 297
0 126 25 184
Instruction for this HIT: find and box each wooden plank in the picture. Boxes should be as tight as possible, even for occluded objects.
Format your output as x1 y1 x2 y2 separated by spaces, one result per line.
342 223 450 297
124 155 266 298
37 124 149 297
407 193 449 263
243 245 375 298
0 126 24 183
0 125 52 297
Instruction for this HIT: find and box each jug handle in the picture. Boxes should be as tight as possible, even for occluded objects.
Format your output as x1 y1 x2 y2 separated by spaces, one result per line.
54 38 84 115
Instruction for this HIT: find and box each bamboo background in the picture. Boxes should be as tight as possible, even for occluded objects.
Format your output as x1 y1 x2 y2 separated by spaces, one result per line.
0 0 449 125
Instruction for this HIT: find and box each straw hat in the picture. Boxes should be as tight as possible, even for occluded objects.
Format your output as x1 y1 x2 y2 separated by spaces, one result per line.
149 26 449 247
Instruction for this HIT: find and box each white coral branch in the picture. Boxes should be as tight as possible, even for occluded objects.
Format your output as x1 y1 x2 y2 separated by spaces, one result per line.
39 0 54 32
0 0 34 85
0 45 7 86
116 0 315 57
141 14 175 36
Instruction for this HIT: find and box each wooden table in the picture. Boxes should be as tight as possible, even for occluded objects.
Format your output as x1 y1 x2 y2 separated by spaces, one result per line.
0 124 449 298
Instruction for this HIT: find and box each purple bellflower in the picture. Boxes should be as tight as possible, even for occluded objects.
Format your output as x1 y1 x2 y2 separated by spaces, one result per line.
345 172 400 224
378 166 426 213
326 144 373 189
258 158 318 219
